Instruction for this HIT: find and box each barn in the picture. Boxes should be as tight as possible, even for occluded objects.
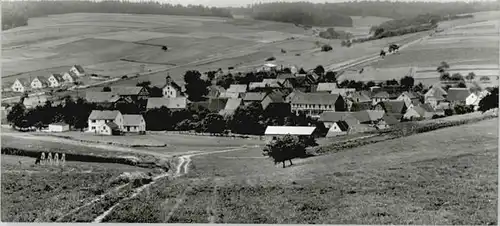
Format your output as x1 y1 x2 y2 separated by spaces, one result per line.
264 126 317 143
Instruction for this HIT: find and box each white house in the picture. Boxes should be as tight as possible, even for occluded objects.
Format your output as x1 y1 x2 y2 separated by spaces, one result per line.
424 85 447 108
62 71 78 84
264 126 316 142
446 88 478 107
23 95 48 109
162 76 182 98
48 122 70 132
325 121 349 137
31 76 49 89
11 78 30 93
48 74 65 88
70 65 86 77
87 110 124 135
122 114 146 133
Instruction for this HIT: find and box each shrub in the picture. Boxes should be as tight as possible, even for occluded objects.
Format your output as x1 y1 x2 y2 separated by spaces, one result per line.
321 44 333 52
121 75 128 79
265 56 276 61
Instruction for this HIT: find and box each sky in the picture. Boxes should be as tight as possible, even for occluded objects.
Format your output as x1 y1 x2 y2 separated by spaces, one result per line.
165 0 493 7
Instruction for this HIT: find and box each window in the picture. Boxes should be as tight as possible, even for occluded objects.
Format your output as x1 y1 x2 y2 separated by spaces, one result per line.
91 120 96 123
91 126 95 130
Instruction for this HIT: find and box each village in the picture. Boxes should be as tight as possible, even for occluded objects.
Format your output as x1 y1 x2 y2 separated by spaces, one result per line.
1 58 495 141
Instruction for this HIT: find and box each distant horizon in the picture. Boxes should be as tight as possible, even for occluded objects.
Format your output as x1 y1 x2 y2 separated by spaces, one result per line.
5 0 498 7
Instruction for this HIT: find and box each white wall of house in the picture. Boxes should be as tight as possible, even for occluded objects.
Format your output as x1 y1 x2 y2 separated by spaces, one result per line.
326 123 347 137
162 85 179 98
124 124 146 132
372 97 388 106
62 73 75 83
48 124 70 132
88 113 124 134
11 80 25 93
465 93 478 106
48 76 61 88
31 79 46 89
70 67 84 77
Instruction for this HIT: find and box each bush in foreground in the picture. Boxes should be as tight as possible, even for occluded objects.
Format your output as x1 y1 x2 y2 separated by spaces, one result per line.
263 135 306 168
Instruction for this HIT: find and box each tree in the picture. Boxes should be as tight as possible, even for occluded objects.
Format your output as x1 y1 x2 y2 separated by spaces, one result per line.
7 103 26 129
386 79 399 86
436 61 450 74
207 71 217 81
102 86 111 92
321 44 333 52
478 87 499 113
298 68 307 74
350 102 361 112
262 135 306 168
201 113 225 135
440 72 451 81
229 102 266 135
465 72 476 81
324 71 337 83
184 70 208 101
216 73 235 89
314 65 325 75
451 73 464 81
162 45 168 51
414 83 424 92
457 82 467 88
400 76 414 90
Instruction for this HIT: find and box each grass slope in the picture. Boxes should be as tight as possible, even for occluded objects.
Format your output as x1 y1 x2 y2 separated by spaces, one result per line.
102 118 497 224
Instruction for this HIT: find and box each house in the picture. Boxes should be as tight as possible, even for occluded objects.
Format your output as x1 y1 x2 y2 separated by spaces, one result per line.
261 92 290 114
397 91 421 108
249 79 282 90
264 126 317 142
226 84 248 94
352 110 385 124
87 110 124 135
219 98 243 116
403 107 422 120
411 103 445 119
11 78 30 93
424 85 447 108
162 76 182 98
472 90 491 110
146 97 187 110
243 92 268 105
289 92 346 117
62 71 78 84
316 83 338 92
207 85 225 98
330 88 356 97
346 91 372 111
372 91 390 105
48 122 70 132
381 114 400 127
219 92 241 98
122 114 146 133
85 92 121 108
112 86 150 101
207 98 229 113
374 100 407 121
325 121 350 137
69 65 86 77
319 110 382 134
446 88 478 107
23 95 49 109
30 76 49 89
319 112 359 128
48 74 65 88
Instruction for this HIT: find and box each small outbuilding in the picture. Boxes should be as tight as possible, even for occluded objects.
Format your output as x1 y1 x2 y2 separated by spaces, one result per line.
48 122 70 132
264 126 316 142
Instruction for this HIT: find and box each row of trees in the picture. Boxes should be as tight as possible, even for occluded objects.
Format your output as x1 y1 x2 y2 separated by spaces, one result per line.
2 0 233 30
319 28 353 40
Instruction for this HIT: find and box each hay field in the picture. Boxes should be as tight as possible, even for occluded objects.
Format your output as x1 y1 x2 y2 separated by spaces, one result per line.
102 118 497 224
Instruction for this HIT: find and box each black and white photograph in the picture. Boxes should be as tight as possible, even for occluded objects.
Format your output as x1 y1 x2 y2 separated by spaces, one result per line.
1 0 499 224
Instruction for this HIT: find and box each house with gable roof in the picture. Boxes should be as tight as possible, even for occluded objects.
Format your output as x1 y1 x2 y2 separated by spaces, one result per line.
424 85 447 108
146 97 187 110
227 84 248 94
261 91 290 114
48 74 65 88
372 91 390 105
31 76 49 89
62 71 79 84
87 110 124 135
373 100 407 121
122 114 146 133
11 78 30 93
446 88 478 108
347 91 372 111
112 86 149 101
70 65 86 77
315 83 339 92
85 92 122 108
243 92 268 105
289 92 346 118
397 91 421 108
219 98 243 116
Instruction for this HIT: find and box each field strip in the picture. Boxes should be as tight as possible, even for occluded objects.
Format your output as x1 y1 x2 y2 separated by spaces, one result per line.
207 178 220 223
56 183 130 222
164 186 192 223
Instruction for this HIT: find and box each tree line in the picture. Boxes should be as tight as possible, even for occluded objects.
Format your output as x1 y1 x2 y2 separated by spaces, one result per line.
2 0 233 30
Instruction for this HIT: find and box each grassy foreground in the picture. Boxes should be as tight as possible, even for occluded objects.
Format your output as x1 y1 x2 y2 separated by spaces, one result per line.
102 118 498 224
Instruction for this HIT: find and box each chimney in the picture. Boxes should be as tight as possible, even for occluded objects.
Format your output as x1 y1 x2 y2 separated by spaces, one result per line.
166 73 171 85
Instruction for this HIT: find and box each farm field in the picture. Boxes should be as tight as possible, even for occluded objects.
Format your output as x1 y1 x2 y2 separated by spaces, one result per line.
99 118 498 224
1 155 159 222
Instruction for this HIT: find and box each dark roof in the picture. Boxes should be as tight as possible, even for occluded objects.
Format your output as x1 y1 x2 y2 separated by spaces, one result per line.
33 76 49 85
290 92 340 105
112 86 147 96
352 110 385 123
336 121 350 131
319 112 352 122
349 91 371 103
50 74 64 82
382 115 400 125
243 92 268 101
276 73 295 79
73 65 85 73
86 92 119 103
446 88 472 101
89 110 121 120
207 85 225 97
208 98 229 112
105 122 120 130
146 97 187 109
379 100 407 114
266 92 285 103
373 91 390 98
